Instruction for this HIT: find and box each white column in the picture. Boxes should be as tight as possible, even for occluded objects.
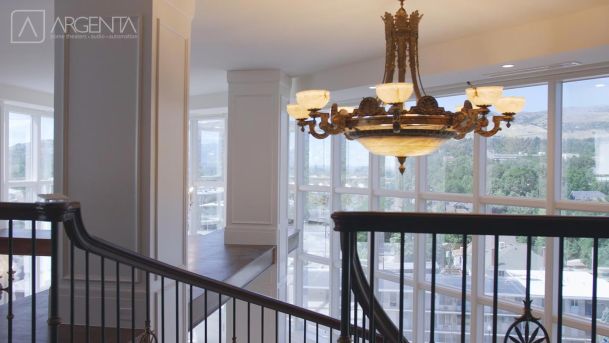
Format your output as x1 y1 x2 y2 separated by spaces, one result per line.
53 0 194 335
225 70 291 246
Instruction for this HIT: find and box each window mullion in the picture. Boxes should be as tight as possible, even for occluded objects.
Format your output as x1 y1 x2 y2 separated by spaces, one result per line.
546 79 562 337
413 232 426 342
548 80 562 214
0 102 5 201
31 113 40 186
330 134 341 319
294 120 305 309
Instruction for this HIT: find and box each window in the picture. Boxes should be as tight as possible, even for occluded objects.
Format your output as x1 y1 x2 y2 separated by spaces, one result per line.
188 115 226 235
562 77 609 202
487 85 548 198
1 105 54 203
287 70 609 342
0 103 54 307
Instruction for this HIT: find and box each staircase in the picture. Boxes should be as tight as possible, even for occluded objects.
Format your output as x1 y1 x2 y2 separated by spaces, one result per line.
1 202 609 342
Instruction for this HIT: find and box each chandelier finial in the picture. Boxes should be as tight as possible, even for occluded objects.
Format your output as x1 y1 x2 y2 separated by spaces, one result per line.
399 0 405 9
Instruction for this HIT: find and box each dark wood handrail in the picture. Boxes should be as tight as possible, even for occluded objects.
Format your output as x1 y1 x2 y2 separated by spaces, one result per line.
332 211 609 237
56 202 342 330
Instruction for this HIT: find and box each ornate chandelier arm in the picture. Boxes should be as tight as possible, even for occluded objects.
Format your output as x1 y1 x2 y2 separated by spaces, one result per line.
297 106 351 139
474 114 513 138
305 119 331 139
451 106 488 137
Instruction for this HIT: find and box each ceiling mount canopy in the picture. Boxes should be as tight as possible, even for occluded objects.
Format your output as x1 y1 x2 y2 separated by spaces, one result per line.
287 0 525 174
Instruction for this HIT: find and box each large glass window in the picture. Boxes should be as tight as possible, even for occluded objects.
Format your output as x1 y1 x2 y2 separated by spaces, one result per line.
188 115 226 235
287 71 609 342
427 95 473 194
487 85 548 198
2 106 54 202
562 77 609 202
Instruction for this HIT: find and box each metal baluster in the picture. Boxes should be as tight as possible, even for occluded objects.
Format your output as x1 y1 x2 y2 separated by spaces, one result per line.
116 262 121 343
190 285 193 343
176 280 179 343
70 241 74 343
526 236 532 305
31 220 36 343
232 298 236 343
49 221 60 343
7 220 14 343
361 313 366 343
303 319 306 342
275 310 279 343
101 256 105 343
340 232 352 341
161 276 165 343
85 251 90 342
592 238 599 343
131 267 135 343
261 307 264 343
354 294 358 343
492 235 499 343
430 234 436 343
370 232 376 343
204 290 208 343
219 293 223 343
399 232 405 341
557 237 564 343
460 234 467 343
144 272 154 343
247 302 251 343
316 322 319 342
288 314 291 343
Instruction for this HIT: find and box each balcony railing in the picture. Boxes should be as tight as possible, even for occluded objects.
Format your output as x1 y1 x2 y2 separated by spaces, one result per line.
333 211 609 343
0 201 375 343
2 201 608 342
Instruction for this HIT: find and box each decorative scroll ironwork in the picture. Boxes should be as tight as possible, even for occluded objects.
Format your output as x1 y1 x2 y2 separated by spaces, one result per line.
137 321 159 343
504 300 550 343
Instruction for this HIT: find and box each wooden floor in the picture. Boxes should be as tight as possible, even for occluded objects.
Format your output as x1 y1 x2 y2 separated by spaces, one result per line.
186 230 275 326
186 230 274 283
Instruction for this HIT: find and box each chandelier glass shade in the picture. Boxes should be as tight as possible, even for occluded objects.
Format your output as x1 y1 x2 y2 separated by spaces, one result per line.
287 0 525 174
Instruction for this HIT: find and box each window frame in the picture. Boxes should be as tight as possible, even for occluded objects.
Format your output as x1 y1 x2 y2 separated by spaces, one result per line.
289 67 609 340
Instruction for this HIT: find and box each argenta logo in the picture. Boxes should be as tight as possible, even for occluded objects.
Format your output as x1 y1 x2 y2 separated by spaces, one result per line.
11 10 46 43
10 10 138 44
51 16 137 36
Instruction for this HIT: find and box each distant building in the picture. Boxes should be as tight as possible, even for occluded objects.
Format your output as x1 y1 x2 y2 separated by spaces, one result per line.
595 134 609 181
569 190 608 202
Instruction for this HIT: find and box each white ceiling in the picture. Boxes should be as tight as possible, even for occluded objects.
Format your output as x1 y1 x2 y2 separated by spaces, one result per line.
189 0 609 95
1 0 608 96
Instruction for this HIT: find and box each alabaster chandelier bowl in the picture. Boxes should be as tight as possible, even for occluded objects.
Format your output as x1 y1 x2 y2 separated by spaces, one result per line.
287 0 525 173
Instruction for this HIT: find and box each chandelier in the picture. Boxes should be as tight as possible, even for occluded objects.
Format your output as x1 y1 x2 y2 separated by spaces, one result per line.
286 0 525 174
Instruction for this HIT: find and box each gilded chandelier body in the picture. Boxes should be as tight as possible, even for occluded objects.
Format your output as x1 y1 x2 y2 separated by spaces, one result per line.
287 0 524 173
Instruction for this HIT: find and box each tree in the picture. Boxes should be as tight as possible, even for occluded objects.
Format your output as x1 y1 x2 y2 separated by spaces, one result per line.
566 155 596 194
